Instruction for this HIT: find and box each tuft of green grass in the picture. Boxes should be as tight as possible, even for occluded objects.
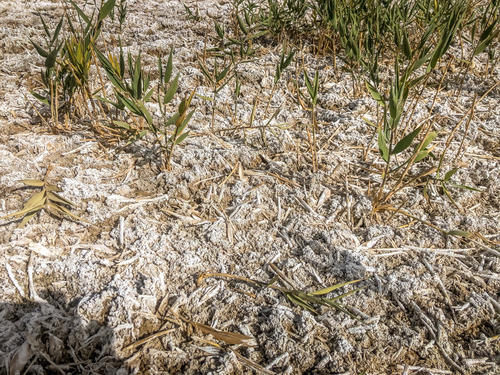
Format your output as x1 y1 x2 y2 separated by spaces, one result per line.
97 47 195 170
302 69 319 172
198 264 363 318
30 0 195 172
30 0 116 126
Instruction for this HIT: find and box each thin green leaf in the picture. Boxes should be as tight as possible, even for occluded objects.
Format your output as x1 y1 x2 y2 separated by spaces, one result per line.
166 113 180 126
163 74 179 104
44 44 61 70
283 51 295 70
119 46 125 77
392 126 423 155
68 0 91 25
135 101 153 125
366 81 384 105
144 88 154 102
310 279 361 296
237 14 248 35
39 14 51 39
304 71 314 99
116 92 141 115
132 54 141 98
286 293 317 314
378 128 389 162
98 0 116 22
389 86 398 121
415 149 430 162
216 65 231 83
165 49 173 83
214 21 224 39
402 31 412 60
174 131 190 145
95 95 122 109
446 230 471 238
449 182 481 192
198 62 214 84
31 91 49 105
247 30 269 40
444 168 458 182
407 75 426 89
179 109 195 132
52 17 64 45
473 25 499 56
95 49 127 91
112 120 131 129
420 131 437 150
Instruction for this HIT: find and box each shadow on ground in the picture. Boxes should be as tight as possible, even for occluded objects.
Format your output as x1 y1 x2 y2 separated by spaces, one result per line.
0 291 131 375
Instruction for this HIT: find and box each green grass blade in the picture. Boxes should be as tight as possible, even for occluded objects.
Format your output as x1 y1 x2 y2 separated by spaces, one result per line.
30 40 49 58
135 101 153 125
51 17 64 45
392 125 423 155
446 230 471 238
444 168 458 182
98 0 116 22
68 0 91 25
378 128 389 162
166 113 180 126
174 131 190 145
286 293 317 314
163 74 179 104
366 81 384 105
310 279 361 296
165 49 173 83
31 91 49 105
304 71 314 99
178 109 195 133
237 14 248 35
473 24 499 56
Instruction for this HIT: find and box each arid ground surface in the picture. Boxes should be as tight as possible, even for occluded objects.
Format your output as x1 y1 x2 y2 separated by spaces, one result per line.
0 1 498 374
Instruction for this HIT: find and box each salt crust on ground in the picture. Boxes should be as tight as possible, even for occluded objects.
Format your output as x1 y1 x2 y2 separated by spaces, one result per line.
0 1 498 374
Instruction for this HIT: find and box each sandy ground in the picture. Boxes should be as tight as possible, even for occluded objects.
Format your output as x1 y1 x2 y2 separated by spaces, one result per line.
0 0 499 374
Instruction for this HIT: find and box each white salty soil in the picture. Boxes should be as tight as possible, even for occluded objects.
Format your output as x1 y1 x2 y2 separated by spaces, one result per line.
0 1 499 374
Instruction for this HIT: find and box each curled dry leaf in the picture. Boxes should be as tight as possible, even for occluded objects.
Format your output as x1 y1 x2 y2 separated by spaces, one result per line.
190 320 256 346
0 179 87 227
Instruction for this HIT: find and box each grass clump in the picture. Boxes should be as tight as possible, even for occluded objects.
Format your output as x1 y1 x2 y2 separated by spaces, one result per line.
198 264 363 317
30 0 195 171
30 0 117 126
96 47 196 170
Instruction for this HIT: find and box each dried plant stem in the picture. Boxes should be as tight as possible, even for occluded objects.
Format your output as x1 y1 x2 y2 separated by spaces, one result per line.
454 94 476 163
311 107 318 172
